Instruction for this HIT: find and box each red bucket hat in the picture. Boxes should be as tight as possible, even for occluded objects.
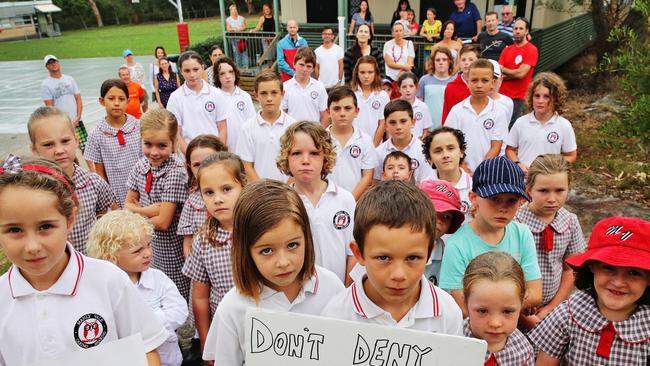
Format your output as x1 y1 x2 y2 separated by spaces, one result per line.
418 179 465 234
565 216 650 271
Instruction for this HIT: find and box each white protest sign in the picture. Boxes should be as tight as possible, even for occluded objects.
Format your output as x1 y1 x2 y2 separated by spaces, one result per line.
30 333 147 366
245 309 487 366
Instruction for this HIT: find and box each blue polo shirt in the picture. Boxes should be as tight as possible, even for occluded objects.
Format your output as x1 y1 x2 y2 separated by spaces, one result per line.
449 2 482 39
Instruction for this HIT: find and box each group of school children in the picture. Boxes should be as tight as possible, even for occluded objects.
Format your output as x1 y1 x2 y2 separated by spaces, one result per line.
0 43 648 366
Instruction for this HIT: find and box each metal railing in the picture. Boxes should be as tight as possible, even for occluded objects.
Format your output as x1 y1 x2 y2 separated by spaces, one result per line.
224 31 278 75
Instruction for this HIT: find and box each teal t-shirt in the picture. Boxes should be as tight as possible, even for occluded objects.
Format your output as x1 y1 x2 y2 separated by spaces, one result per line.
439 221 541 290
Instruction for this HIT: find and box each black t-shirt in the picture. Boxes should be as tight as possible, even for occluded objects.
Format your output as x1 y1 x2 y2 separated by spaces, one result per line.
477 31 514 61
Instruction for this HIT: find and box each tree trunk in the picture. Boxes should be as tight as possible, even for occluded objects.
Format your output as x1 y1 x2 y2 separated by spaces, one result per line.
87 0 103 27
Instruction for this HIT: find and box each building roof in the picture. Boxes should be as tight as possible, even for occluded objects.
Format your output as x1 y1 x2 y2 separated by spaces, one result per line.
0 1 60 18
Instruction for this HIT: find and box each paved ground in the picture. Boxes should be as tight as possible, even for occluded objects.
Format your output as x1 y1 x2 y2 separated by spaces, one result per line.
0 56 152 157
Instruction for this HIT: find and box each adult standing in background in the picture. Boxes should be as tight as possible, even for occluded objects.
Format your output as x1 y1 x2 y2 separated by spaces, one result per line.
499 17 538 128
435 21 463 73
498 5 515 36
449 0 482 41
478 11 513 61
349 0 374 35
390 0 412 26
343 24 384 83
149 46 177 97
226 4 249 69
118 65 147 119
41 54 85 149
315 27 344 88
383 22 414 82
277 20 308 81
250 3 275 54
204 45 224 86
153 58 180 108
123 49 146 87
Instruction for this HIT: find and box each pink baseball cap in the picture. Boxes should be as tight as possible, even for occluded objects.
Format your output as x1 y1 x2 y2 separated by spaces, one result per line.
418 179 465 234
566 216 650 271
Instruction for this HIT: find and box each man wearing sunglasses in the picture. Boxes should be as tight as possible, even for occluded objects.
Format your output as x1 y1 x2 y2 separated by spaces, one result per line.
498 5 514 36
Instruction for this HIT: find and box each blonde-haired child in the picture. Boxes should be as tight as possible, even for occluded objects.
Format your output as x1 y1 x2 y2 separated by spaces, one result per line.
202 180 344 364
463 252 535 365
87 210 188 366
125 108 189 300
277 121 356 283
530 217 650 365
28 106 115 253
182 152 246 353
0 155 166 365
516 154 586 326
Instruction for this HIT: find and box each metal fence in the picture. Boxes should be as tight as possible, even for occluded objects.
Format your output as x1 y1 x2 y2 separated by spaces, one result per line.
223 31 278 75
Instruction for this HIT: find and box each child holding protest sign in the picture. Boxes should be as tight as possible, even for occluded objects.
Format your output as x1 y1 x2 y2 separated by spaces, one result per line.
462 252 535 365
0 156 166 366
202 180 344 365
321 180 463 335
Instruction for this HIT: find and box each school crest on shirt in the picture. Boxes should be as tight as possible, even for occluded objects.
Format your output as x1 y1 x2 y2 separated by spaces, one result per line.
547 131 559 143
333 210 351 230
414 111 423 121
237 101 245 111
74 313 108 349
205 101 216 112
461 200 470 213
483 118 495 130
349 145 362 158
411 158 420 169
310 91 319 99
371 101 381 110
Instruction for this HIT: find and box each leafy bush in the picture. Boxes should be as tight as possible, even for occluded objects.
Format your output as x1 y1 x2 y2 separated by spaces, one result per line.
600 2 650 143
186 36 224 64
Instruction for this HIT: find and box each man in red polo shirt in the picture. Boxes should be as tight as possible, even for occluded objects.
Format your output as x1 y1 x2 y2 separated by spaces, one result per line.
499 17 538 129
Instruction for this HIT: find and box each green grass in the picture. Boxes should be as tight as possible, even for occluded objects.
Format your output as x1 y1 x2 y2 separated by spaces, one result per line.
0 17 258 61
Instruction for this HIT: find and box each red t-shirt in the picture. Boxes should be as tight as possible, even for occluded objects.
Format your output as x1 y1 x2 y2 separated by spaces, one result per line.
126 81 145 119
498 42 538 100
441 73 470 124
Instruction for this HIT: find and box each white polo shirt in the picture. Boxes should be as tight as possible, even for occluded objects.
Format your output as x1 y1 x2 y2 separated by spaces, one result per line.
220 86 256 152
135 268 188 366
321 275 463 335
297 180 356 282
445 97 508 172
166 80 230 143
506 112 577 166
493 94 514 125
281 77 327 122
412 98 434 139
374 136 434 183
235 111 296 182
354 89 390 139
0 244 168 366
328 126 377 193
203 266 344 363
315 44 344 88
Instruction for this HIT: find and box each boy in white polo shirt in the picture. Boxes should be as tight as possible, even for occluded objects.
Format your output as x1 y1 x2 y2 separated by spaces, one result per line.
277 121 356 284
397 72 433 140
327 86 376 200
374 99 434 183
321 180 463 334
445 59 508 174
281 47 329 126
236 70 296 182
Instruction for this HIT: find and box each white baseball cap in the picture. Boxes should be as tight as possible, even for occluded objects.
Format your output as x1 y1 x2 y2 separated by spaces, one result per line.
43 54 58 66
488 59 502 78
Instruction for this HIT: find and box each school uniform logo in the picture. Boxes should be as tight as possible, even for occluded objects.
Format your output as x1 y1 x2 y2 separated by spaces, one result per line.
547 131 559 143
411 159 420 170
349 145 362 158
483 118 495 130
74 313 108 348
333 210 351 230
310 91 319 99
237 101 245 111
414 112 423 121
461 200 470 213
515 55 523 65
372 101 381 110
605 225 634 241
205 101 216 112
